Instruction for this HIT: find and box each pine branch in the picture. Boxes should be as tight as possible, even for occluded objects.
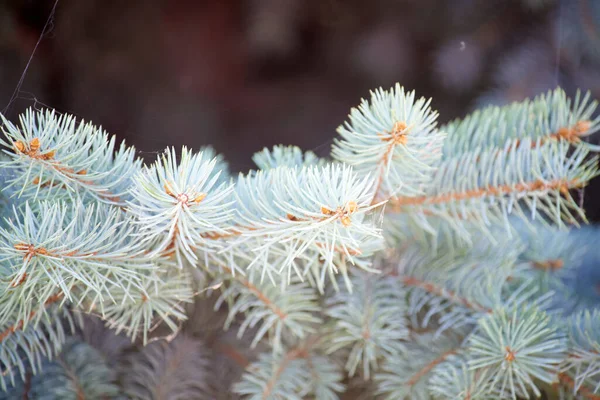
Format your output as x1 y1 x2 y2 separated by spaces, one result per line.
386 139 599 241
120 334 213 400
0 302 76 392
98 267 195 344
0 292 64 343
441 88 600 157
468 305 567 399
0 201 154 320
1 337 120 399
332 84 446 202
224 163 384 288
324 273 408 379
429 356 496 399
509 220 589 314
234 336 344 400
390 237 520 333
0 108 141 206
224 267 288 321
130 146 384 290
217 269 321 351
562 310 600 397
400 275 492 314
128 146 234 266
375 332 465 399
408 349 459 387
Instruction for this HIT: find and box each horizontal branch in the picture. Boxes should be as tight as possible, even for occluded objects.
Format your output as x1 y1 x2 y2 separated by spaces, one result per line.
11 136 123 203
203 201 363 241
550 120 592 144
262 336 319 399
22 157 118 204
9 240 141 288
220 266 287 321
389 178 581 212
507 120 591 152
406 348 458 387
399 275 491 314
469 121 592 166
242 278 287 321
13 242 98 261
442 85 598 156
0 292 64 343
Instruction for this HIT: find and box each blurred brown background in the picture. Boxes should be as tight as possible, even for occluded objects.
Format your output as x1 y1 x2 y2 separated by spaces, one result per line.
1 0 600 216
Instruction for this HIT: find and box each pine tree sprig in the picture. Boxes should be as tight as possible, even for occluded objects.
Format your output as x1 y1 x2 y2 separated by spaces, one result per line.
332 83 446 202
562 310 600 397
324 273 408 379
226 163 385 288
128 146 235 266
0 108 141 206
441 88 600 157
98 268 195 344
233 336 344 400
429 355 496 399
0 200 154 323
392 237 521 333
217 272 322 351
467 305 567 399
0 337 120 400
374 332 464 400
0 303 76 392
119 334 213 400
387 138 599 242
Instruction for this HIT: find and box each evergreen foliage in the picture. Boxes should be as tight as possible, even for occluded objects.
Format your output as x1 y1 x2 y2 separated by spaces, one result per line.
1 84 600 399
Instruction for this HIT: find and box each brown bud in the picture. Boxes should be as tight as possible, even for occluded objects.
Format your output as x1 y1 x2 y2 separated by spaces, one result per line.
345 201 358 214
13 141 25 153
504 347 516 362
575 120 591 135
29 138 40 152
193 193 207 203
164 182 176 197
392 121 407 134
321 206 334 215
41 150 56 160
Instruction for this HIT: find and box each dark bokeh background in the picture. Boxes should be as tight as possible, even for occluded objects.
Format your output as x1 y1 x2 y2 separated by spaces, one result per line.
1 0 600 217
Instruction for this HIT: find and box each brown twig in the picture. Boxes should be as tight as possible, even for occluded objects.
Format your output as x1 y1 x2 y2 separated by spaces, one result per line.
220 265 287 321
389 178 580 213
371 121 410 205
0 292 64 343
14 138 121 203
405 348 458 387
397 274 491 314
261 336 320 399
